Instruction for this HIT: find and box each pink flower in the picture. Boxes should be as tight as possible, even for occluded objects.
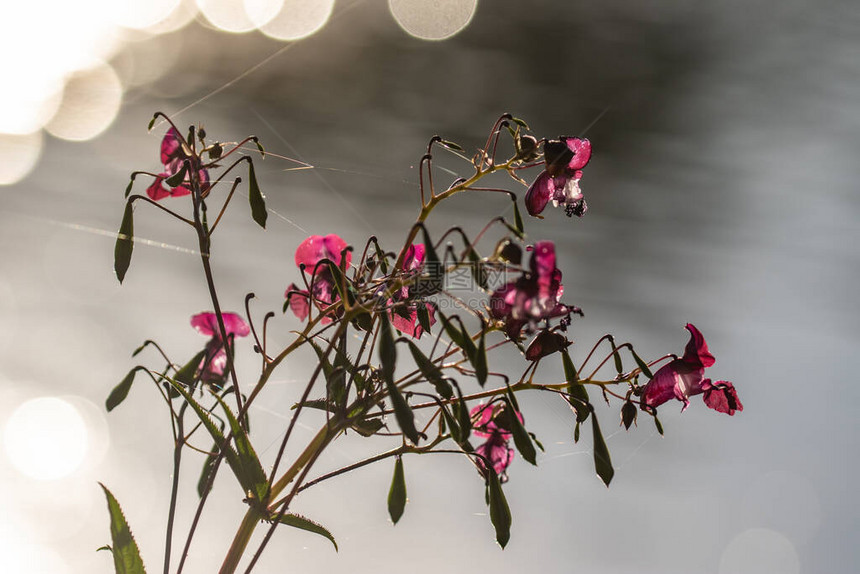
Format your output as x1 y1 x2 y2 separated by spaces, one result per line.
525 137 591 218
191 312 250 384
489 241 579 338
286 234 351 323
146 127 210 201
388 243 437 339
640 323 742 415
470 402 523 480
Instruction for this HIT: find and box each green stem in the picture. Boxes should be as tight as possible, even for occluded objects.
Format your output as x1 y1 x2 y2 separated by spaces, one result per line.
218 423 332 574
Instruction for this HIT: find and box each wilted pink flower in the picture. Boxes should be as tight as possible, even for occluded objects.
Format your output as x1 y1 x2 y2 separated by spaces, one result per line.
146 127 210 201
286 234 351 323
525 137 591 218
388 243 437 338
640 323 742 415
191 312 250 384
489 241 579 338
470 402 523 480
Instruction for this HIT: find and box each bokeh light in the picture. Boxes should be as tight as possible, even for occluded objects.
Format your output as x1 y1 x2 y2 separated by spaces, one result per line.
4 397 89 481
260 0 335 41
719 528 801 574
145 0 200 34
0 132 44 186
197 0 258 33
244 0 285 28
388 0 478 40
45 64 124 142
111 0 181 29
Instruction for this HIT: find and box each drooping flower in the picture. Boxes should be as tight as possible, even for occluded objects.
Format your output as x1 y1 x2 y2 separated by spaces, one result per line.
640 323 742 415
190 312 250 384
286 234 351 323
470 402 523 481
388 243 437 338
525 137 592 218
146 127 211 201
489 241 579 338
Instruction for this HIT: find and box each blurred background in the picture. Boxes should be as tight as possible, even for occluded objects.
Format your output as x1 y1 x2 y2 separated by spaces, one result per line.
1 0 858 572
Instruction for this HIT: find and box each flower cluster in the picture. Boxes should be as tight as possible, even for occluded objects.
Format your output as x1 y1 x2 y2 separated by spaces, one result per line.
640 323 742 415
489 241 580 338
286 234 351 323
470 402 523 481
146 128 210 201
525 137 592 218
191 311 250 385
387 243 437 339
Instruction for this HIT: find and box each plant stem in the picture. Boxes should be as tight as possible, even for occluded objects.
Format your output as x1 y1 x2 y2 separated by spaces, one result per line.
218 423 332 574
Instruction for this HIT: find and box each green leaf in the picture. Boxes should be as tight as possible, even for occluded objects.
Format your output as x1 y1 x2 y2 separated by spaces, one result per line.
99 483 147 574
379 311 397 386
418 225 443 286
371 237 389 274
386 379 420 444
124 174 135 198
387 456 407 524
247 160 268 229
512 200 525 239
114 201 134 283
163 379 248 496
277 513 338 551
467 249 488 289
131 340 151 357
175 350 207 387
473 329 488 386
438 139 465 153
510 116 530 130
350 417 384 437
450 380 471 445
504 397 536 465
630 347 654 379
439 404 462 443
197 442 219 498
591 414 614 487
486 469 512 549
574 421 580 443
380 314 420 444
609 335 623 374
406 341 452 399
621 401 637 430
416 304 432 334
212 395 268 502
106 368 144 412
164 162 187 188
561 350 590 422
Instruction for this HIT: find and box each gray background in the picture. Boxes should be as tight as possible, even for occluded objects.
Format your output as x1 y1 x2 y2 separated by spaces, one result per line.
1 1 858 572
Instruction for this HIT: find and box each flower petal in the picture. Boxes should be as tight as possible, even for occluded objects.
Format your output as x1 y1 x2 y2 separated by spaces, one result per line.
285 284 310 321
470 403 497 438
295 234 351 270
190 312 249 339
146 176 171 201
563 137 592 170
160 127 183 165
476 435 515 475
682 323 716 368
702 379 743 415
525 329 569 361
389 302 436 339
641 360 681 410
525 171 554 216
543 139 572 178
